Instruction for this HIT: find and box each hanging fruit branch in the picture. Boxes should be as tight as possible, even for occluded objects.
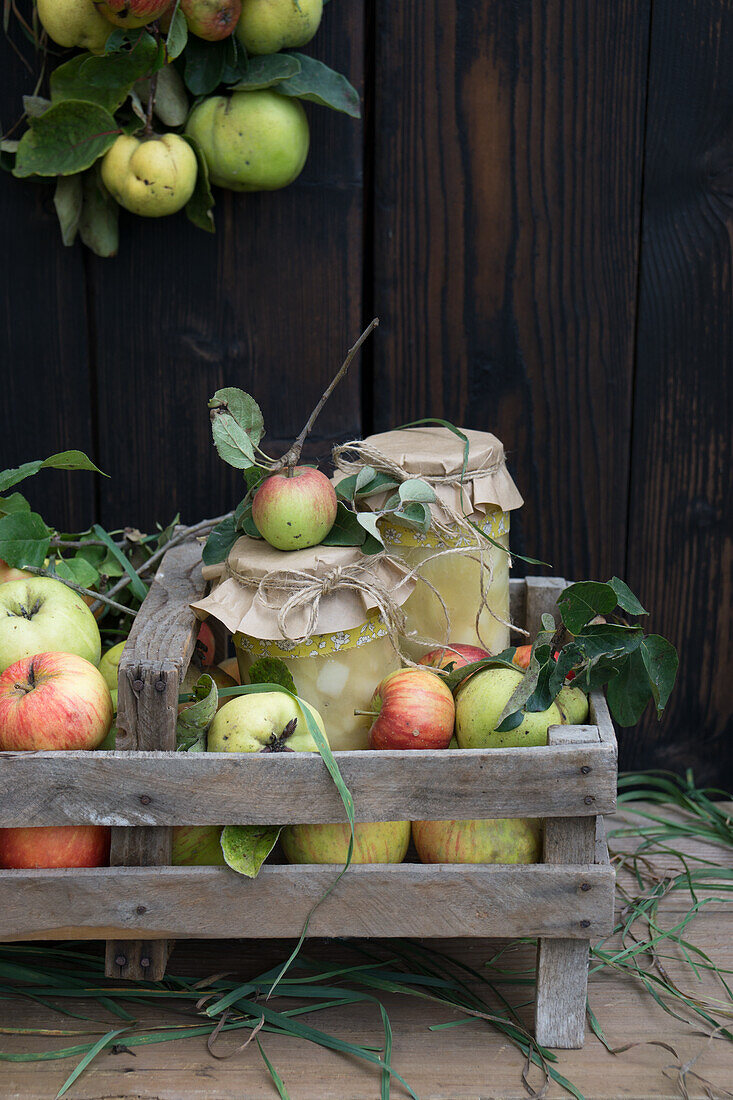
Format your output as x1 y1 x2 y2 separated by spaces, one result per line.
1 0 359 255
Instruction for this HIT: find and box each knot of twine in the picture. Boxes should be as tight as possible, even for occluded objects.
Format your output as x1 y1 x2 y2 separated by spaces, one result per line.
332 439 507 541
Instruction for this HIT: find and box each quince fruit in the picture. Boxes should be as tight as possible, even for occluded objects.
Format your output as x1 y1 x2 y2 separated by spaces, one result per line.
101 134 197 217
235 0 322 55
37 0 111 52
186 90 309 191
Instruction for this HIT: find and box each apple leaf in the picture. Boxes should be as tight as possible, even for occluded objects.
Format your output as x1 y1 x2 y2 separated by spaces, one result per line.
13 101 120 179
557 581 619 634
248 657 296 694
78 164 119 258
51 55 136 114
0 511 51 569
319 503 367 547
53 174 83 247
638 634 678 717
177 673 218 751
609 576 648 617
211 414 256 469
0 451 105 494
392 501 432 533
81 33 159 88
184 35 235 95
398 479 436 504
442 651 521 693
165 2 188 60
203 515 239 566
604 651 652 727
92 524 148 602
53 555 100 590
278 53 361 117
335 470 400 501
220 824 282 877
0 493 30 518
183 134 215 234
230 53 302 91
209 388 264 447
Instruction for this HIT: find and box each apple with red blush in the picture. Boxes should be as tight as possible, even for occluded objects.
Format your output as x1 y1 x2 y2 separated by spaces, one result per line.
0 652 113 751
251 466 337 551
365 668 455 750
0 825 110 868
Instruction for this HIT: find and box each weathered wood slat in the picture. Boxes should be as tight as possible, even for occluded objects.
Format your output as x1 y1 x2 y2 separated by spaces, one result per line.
535 727 605 1048
0 863 614 942
0 739 617 826
524 577 567 640
107 541 207 981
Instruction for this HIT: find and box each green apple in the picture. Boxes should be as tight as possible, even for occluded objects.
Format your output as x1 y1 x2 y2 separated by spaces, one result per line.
455 667 563 748
186 90 309 191
235 0 322 55
98 641 125 691
282 820 410 865
172 825 227 865
101 134 197 217
0 578 101 673
37 0 111 51
207 691 327 753
412 817 542 864
556 684 589 725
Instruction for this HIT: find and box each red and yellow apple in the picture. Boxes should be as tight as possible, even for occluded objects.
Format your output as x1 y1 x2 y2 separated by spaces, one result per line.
367 668 455 750
0 558 33 585
281 820 410 865
251 467 337 551
172 825 226 865
0 825 111 868
419 643 491 673
412 817 541 864
0 577 101 672
182 0 241 39
93 0 171 27
196 622 217 667
0 652 113 751
512 644 532 671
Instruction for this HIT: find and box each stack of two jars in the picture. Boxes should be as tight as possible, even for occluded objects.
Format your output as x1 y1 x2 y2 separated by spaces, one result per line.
194 427 523 750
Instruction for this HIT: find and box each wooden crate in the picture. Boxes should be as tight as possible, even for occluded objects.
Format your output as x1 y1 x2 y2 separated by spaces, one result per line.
0 545 616 1049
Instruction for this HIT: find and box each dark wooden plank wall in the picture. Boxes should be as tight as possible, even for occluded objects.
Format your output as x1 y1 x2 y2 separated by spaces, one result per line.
0 1 730 784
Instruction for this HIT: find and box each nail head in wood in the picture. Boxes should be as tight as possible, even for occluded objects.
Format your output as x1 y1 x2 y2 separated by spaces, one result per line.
581 765 591 775
580 919 591 928
140 957 151 968
114 954 127 966
584 795 594 804
155 679 166 692
140 795 151 805
133 679 144 691
136 905 147 915
580 882 591 892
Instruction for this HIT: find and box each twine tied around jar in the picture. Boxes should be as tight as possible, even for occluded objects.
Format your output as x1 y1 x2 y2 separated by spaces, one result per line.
332 439 508 541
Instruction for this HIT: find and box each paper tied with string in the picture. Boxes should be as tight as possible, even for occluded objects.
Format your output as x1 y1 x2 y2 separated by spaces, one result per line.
333 426 523 530
193 537 416 643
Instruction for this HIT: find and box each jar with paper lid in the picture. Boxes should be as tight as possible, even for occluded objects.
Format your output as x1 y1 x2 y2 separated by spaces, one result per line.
192 538 415 751
333 427 523 659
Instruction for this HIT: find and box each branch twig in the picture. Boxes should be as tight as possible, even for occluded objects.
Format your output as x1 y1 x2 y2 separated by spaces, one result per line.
22 566 136 617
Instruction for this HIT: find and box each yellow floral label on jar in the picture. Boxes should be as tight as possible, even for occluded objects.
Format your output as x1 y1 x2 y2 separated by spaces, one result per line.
234 607 389 661
379 508 510 549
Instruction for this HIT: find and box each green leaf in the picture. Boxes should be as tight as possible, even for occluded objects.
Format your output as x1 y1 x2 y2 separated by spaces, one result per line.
0 493 30 518
212 414 256 468
184 35 228 95
80 34 158 88
319 503 367 547
609 576 648 616
55 1027 129 1100
354 465 377 493
23 95 51 118
0 511 51 569
177 673 218 751
392 501 431 533
54 555 100 590
165 3 188 59
182 133 215 233
53 174 83 246
78 163 119 258
13 101 120 179
605 650 652 726
209 388 264 447
398 479 436 504
230 53 302 90
356 511 385 546
248 657 296 694
203 515 239 565
557 581 618 634
137 64 189 127
639 634 678 717
0 450 105 494
92 525 148 602
50 54 135 114
442 651 519 692
574 622 644 661
221 824 282 877
278 53 361 117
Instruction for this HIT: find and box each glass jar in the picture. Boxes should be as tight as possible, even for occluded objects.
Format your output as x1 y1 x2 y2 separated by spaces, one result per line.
333 427 522 660
193 540 414 751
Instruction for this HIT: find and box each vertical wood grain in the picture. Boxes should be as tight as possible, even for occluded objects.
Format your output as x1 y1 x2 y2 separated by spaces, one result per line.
0 34 97 530
625 0 733 787
372 1 650 582
88 1 365 531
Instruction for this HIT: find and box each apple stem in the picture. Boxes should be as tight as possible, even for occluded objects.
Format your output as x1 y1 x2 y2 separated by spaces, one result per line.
354 709 379 718
272 318 379 474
